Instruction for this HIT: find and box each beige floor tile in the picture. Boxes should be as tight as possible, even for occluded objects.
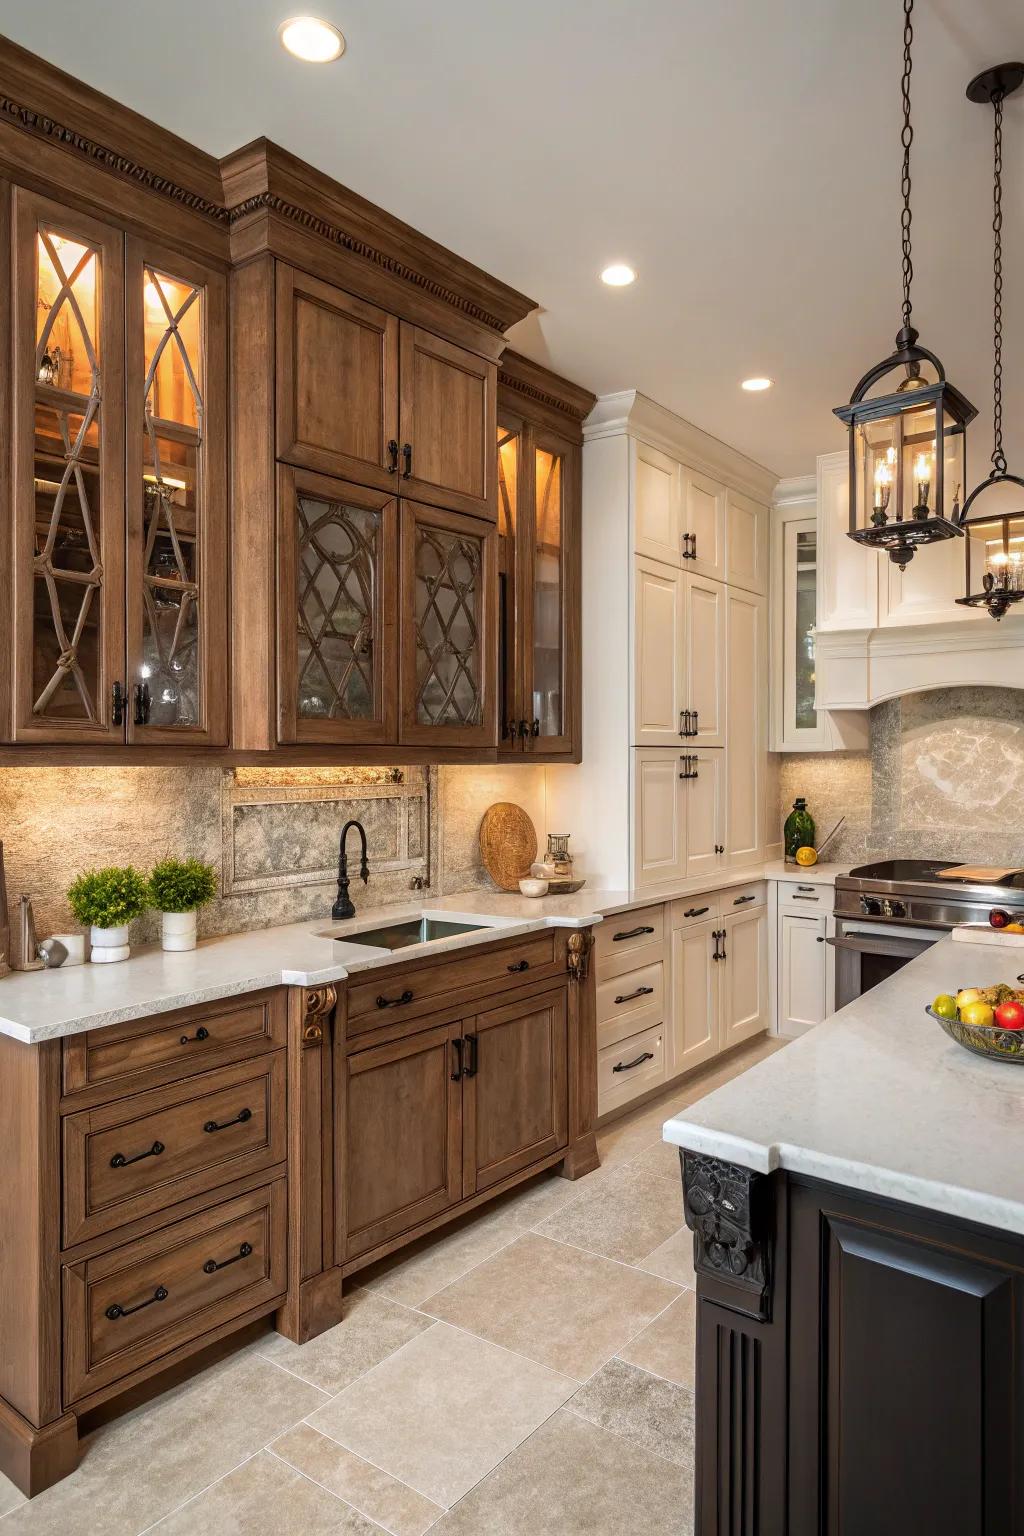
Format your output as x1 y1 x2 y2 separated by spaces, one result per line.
271 1424 443 1536
569 1357 696 1471
636 1226 696 1287
421 1232 679 1381
433 1408 693 1536
148 1450 381 1534
0 1470 26 1519
308 1321 574 1510
257 1290 433 1394
489 1168 585 1227
0 1348 327 1536
358 1209 519 1308
533 1157 684 1266
632 1137 684 1181
618 1291 697 1389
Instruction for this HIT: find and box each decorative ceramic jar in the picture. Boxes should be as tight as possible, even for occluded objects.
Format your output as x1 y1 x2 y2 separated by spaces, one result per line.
90 924 131 964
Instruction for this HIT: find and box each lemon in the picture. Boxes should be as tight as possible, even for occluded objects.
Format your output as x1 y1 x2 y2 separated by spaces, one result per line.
795 846 818 867
932 994 957 1019
960 1000 995 1027
956 988 983 1008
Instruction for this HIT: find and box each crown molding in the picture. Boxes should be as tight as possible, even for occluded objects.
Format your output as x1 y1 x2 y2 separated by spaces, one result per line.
772 473 816 508
498 349 596 423
583 390 778 503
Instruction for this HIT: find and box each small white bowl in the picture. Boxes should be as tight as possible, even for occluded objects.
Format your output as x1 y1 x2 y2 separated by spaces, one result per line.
519 877 549 898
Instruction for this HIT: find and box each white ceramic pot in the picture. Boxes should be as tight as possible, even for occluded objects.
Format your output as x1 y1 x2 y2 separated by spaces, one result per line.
161 909 198 952
89 924 130 964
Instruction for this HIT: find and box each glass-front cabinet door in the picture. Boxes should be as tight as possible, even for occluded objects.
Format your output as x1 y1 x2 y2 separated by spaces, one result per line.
523 428 578 755
399 501 497 748
496 414 523 749
277 467 398 745
12 189 125 742
125 239 227 744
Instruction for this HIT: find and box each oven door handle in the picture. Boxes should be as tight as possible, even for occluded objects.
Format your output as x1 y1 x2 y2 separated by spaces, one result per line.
826 935 933 959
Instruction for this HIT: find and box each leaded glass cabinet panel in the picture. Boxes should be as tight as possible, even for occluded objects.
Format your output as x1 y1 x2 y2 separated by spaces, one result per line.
400 501 497 748
125 239 227 744
277 467 398 744
12 190 125 741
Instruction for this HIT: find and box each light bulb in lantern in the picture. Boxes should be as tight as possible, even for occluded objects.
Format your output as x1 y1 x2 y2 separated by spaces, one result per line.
913 451 932 517
872 457 893 524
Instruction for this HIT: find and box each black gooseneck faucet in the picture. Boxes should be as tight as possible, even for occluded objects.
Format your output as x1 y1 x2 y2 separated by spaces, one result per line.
333 819 369 920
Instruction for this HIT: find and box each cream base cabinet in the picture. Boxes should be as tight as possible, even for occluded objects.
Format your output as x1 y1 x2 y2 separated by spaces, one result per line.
720 906 769 1047
779 910 828 1036
684 573 726 747
671 919 721 1074
682 750 725 879
725 586 767 866
633 750 687 887
634 558 684 746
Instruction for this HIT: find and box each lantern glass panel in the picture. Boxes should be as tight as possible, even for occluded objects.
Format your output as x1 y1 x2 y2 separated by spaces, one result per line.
967 515 1024 595
856 415 901 528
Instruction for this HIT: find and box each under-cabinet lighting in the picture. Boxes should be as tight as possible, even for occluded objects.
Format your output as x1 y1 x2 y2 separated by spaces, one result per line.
279 16 345 62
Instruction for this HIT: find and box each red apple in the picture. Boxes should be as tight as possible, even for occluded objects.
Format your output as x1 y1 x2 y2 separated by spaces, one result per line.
990 908 1011 929
994 1000 1024 1031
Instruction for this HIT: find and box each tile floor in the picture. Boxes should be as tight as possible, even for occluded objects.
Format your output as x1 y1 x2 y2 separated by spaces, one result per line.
0 1034 784 1536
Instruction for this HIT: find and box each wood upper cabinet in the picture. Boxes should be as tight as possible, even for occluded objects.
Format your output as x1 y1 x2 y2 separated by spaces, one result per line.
275 266 399 491
276 465 398 745
399 326 496 519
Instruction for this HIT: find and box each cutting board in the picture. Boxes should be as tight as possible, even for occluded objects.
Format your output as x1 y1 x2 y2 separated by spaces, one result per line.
937 865 1024 883
479 803 538 892
952 924 1024 946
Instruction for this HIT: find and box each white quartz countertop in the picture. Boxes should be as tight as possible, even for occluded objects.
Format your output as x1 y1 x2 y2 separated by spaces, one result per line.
664 934 1024 1236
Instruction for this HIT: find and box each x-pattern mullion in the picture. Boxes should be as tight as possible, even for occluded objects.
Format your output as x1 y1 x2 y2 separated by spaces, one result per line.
36 233 100 391
143 270 203 425
296 497 378 719
414 531 481 724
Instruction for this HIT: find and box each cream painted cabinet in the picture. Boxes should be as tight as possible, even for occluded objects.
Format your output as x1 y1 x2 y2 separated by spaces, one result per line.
634 441 683 565
725 586 766 865
682 467 727 582
633 750 687 887
720 906 769 1047
680 749 725 879
684 573 726 747
633 557 683 746
671 919 721 1073
817 449 877 632
726 488 768 595
779 909 828 1037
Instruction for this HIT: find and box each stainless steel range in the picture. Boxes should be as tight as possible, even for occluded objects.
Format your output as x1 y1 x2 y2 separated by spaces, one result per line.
831 859 1024 1008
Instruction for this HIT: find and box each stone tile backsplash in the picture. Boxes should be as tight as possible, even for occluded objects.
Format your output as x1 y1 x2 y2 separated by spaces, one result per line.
780 686 1024 865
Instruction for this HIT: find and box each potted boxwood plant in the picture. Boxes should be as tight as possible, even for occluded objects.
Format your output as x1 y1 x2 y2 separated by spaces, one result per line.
67 866 149 963
148 858 217 951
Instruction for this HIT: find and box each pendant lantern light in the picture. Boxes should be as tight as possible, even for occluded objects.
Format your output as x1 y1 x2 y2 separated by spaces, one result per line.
955 63 1024 620
833 0 978 570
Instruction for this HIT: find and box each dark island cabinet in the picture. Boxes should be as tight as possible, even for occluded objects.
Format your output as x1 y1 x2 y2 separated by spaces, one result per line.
680 1153 1024 1536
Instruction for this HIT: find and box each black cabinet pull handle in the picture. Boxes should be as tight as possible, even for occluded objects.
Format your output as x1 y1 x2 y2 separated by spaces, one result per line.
463 1032 478 1078
791 895 820 901
203 1107 252 1134
202 1242 252 1275
714 844 725 855
386 439 399 473
518 718 529 739
110 1139 164 1169
507 959 530 973
613 925 654 942
796 884 815 892
734 894 756 905
691 709 699 736
613 1051 655 1073
179 1026 210 1045
712 929 722 961
684 906 710 918
376 989 414 1009
105 1285 168 1321
679 755 698 780
614 986 655 1004
111 680 126 726
719 931 728 961
451 1037 464 1082
690 533 697 560
504 720 517 740
531 718 540 737
816 936 825 943
678 711 686 738
133 681 151 726
402 442 412 478
681 532 694 560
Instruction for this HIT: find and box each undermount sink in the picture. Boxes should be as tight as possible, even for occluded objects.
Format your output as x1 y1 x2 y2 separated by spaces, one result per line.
320 917 490 951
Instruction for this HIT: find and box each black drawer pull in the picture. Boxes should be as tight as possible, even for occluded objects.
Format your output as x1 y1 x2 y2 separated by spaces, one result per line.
451 1037 464 1082
683 906 710 918
507 960 530 973
613 1051 655 1073
796 885 815 892
203 1242 253 1275
733 894 756 905
386 438 399 473
203 1107 252 1134
463 1032 479 1078
110 1140 164 1169
791 895 820 902
376 989 414 1009
105 1284 168 1321
612 925 655 942
179 1026 210 1045
614 986 655 1004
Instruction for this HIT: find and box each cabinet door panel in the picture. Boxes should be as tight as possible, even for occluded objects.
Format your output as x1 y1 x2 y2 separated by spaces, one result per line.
276 267 399 490
343 1023 463 1260
720 909 767 1048
12 189 125 742
125 239 227 744
399 326 496 519
634 558 684 746
725 488 767 595
633 749 687 888
633 442 681 565
682 468 726 582
684 573 726 747
277 466 398 744
725 587 766 866
463 987 568 1196
523 428 579 755
779 911 827 1036
399 501 497 749
672 921 719 1074
496 414 524 748
683 750 724 879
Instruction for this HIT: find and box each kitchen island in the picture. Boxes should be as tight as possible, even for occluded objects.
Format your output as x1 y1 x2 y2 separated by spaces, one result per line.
664 934 1024 1536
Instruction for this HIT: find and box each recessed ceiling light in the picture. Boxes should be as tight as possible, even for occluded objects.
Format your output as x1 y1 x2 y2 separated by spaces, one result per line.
741 377 773 392
279 16 345 62
600 263 637 287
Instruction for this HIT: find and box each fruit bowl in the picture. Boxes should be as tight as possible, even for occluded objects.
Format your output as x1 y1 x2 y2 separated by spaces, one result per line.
926 1005 1024 1064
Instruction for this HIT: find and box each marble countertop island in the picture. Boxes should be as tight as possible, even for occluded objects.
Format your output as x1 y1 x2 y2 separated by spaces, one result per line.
664 933 1024 1236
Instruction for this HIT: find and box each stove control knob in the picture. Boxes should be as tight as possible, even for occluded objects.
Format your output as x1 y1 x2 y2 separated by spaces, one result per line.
890 900 908 918
860 896 882 916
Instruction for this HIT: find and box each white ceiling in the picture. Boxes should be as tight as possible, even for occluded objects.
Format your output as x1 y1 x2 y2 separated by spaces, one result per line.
3 0 1024 479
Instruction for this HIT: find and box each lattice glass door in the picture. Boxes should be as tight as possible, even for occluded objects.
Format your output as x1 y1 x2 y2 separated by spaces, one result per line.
125 241 227 743
12 193 125 741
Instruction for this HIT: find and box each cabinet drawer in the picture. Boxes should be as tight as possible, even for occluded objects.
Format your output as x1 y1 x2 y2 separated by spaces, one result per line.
721 881 767 914
777 880 829 911
598 1023 666 1116
62 990 287 1102
597 961 665 1050
670 893 720 930
63 1054 286 1248
346 932 559 1037
63 1181 285 1405
594 906 665 974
